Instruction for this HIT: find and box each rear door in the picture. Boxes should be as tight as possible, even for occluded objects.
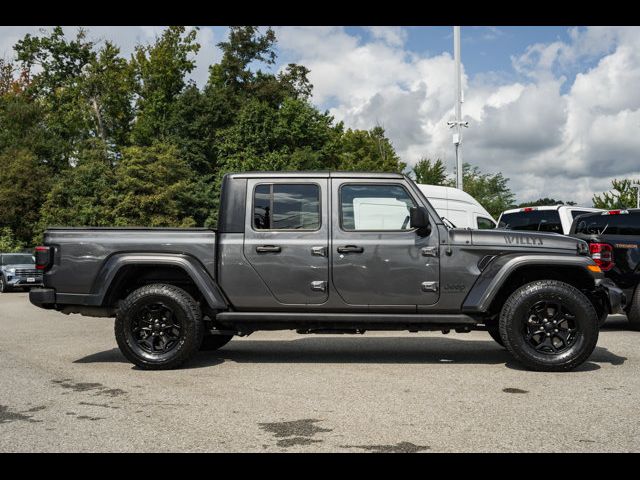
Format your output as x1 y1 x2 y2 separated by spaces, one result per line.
243 178 329 305
330 178 440 308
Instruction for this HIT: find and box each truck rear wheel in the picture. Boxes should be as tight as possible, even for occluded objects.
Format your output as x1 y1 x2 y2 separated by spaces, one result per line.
499 280 598 372
626 285 640 331
115 284 204 370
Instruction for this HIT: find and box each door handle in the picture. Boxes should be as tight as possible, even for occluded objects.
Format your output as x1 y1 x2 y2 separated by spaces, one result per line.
256 245 282 253
337 245 364 254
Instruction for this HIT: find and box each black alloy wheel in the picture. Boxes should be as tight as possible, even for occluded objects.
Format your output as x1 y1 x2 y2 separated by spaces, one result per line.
524 300 578 354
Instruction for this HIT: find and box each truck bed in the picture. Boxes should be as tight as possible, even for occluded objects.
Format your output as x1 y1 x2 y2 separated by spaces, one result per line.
43 227 217 295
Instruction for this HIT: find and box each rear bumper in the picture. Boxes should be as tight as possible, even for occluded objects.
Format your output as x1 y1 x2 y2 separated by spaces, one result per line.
29 287 57 309
595 278 626 314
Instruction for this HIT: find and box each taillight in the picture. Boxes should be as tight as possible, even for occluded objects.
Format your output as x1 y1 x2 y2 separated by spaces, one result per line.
35 246 51 271
589 243 614 271
604 210 628 215
522 207 534 212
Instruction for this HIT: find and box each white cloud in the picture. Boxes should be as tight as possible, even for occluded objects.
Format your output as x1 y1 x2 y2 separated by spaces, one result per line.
364 26 408 47
277 25 640 206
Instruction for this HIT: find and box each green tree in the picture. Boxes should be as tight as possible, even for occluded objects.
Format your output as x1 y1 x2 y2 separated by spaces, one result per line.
208 26 277 94
411 158 449 185
111 142 198 227
131 26 200 145
337 126 406 173
37 140 117 239
460 163 515 218
81 41 136 150
593 179 640 209
14 26 98 170
0 227 25 252
0 148 53 246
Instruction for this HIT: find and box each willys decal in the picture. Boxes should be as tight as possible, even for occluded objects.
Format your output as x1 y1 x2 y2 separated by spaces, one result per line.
504 234 544 246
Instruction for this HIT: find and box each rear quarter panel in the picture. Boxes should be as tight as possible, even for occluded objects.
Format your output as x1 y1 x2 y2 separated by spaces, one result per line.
44 228 217 295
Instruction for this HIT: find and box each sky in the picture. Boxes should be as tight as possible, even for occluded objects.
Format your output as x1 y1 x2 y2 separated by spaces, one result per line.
1 25 639 206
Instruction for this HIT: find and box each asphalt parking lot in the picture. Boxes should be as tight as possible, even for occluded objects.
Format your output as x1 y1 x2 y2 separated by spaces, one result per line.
1 291 639 452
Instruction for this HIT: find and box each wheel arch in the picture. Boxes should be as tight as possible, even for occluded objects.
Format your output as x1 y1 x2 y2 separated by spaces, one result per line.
95 253 228 310
462 254 600 317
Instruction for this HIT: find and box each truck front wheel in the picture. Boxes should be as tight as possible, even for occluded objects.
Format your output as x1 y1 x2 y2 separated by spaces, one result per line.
115 284 204 370
499 280 599 372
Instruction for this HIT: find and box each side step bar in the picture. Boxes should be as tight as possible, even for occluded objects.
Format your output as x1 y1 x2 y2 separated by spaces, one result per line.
216 312 478 325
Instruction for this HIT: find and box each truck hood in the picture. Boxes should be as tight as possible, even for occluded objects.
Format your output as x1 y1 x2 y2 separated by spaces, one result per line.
1 263 36 270
449 228 585 252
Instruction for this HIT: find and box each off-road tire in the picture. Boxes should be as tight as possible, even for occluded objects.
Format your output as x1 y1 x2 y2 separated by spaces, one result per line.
115 284 204 370
626 285 640 331
0 276 8 293
487 326 505 347
200 334 233 351
499 280 599 372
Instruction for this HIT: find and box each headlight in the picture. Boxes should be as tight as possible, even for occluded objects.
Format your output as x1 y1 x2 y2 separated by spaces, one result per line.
8 268 15 275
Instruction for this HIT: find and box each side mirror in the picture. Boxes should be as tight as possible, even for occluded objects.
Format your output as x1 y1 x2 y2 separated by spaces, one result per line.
410 206 431 236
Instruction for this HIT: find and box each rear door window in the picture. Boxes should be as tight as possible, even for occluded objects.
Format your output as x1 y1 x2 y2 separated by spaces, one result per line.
253 183 321 230
498 210 562 233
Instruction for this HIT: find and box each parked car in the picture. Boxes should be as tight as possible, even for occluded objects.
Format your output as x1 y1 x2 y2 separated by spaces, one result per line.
0 253 43 293
498 205 604 235
30 171 624 372
417 184 496 229
570 209 640 330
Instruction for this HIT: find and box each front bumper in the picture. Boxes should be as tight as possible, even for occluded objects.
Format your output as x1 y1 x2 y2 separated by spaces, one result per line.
7 276 44 287
29 287 56 309
595 278 626 314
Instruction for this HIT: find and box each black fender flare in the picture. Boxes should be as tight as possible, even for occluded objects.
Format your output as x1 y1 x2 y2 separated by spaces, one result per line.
461 253 600 313
92 253 228 310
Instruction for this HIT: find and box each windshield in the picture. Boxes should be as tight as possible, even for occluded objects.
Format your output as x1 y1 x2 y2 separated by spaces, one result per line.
498 210 562 233
2 254 35 265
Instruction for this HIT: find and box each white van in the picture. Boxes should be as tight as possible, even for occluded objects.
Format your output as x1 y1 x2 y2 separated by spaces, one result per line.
417 184 497 229
350 184 497 231
497 205 605 235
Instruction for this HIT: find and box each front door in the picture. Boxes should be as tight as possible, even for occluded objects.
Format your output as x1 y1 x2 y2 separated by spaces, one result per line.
243 178 329 305
331 179 440 307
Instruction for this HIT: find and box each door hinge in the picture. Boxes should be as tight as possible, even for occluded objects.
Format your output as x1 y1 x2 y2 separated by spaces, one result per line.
310 281 327 292
421 281 439 292
421 246 439 257
311 246 327 257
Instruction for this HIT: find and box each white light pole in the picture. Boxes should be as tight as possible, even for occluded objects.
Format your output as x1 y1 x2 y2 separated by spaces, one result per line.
447 26 468 190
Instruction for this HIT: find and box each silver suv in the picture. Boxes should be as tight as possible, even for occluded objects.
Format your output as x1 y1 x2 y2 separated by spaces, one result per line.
0 253 43 293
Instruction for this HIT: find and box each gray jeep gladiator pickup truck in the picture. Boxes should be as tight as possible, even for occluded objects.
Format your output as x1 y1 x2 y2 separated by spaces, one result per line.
29 172 625 371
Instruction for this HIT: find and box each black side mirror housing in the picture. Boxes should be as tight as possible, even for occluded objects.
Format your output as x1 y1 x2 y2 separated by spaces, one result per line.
410 206 431 236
